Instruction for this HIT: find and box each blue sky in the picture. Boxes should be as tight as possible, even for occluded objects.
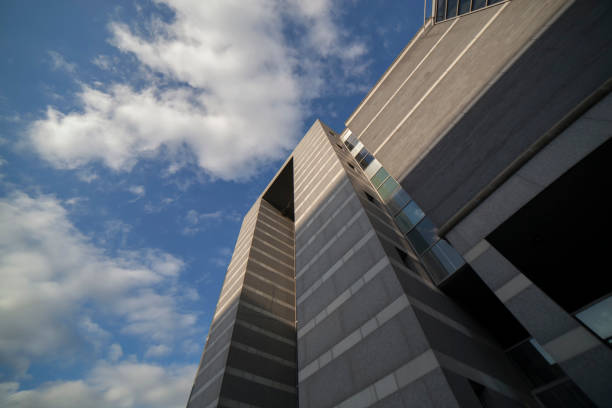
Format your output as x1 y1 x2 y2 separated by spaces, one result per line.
0 1 423 406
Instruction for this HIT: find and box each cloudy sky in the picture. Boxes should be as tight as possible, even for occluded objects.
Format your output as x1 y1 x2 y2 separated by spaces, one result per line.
0 1 423 407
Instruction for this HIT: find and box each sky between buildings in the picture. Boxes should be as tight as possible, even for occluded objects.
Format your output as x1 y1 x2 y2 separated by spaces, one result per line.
0 1 424 406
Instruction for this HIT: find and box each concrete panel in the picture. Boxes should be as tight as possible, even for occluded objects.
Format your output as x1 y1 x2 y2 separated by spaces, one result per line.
396 1 612 227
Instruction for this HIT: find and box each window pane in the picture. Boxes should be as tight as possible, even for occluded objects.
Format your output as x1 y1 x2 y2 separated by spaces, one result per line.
576 295 612 343
377 177 399 202
394 201 425 234
344 134 359 151
407 218 438 254
446 0 458 18
355 147 369 163
429 240 465 275
359 153 374 169
487 0 503 5
472 0 486 9
370 167 389 188
436 0 446 21
387 188 411 215
458 0 471 14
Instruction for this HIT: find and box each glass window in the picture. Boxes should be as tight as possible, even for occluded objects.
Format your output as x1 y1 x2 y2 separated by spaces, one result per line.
387 187 411 215
377 177 400 202
576 295 612 343
344 134 359 151
394 201 425 234
446 0 458 18
487 0 503 4
428 240 465 275
458 0 471 14
436 0 446 21
370 167 389 188
472 0 486 9
355 147 369 164
407 218 438 254
359 153 375 170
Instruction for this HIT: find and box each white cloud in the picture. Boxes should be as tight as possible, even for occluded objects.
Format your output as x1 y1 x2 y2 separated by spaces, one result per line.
92 54 119 72
128 185 145 200
0 192 196 378
108 343 123 362
48 51 77 73
145 344 171 358
181 209 232 235
76 169 99 183
0 361 196 408
28 0 368 181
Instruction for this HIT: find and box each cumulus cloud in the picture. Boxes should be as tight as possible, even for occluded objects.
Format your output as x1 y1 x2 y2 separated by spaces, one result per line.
0 361 196 408
0 192 196 378
28 0 368 181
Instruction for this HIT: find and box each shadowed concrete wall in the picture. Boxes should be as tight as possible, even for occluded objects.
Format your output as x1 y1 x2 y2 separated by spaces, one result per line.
187 197 297 408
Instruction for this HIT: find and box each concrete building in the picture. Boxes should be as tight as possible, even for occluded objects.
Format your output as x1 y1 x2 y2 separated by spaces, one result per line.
187 0 612 406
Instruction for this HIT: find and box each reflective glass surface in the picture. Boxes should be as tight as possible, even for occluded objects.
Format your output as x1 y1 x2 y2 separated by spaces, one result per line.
576 295 612 343
394 201 425 234
446 0 458 18
370 167 389 189
344 134 359 151
355 147 369 164
472 0 486 9
458 0 471 14
407 218 438 254
428 239 465 275
359 153 375 169
377 177 400 202
387 188 411 215
436 0 446 21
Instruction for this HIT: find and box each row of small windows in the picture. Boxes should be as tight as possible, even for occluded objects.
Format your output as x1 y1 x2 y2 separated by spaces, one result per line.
343 130 612 351
342 132 465 284
435 0 504 23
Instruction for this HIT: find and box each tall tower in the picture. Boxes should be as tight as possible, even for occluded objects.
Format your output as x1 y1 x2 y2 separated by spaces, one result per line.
187 162 297 408
187 0 612 406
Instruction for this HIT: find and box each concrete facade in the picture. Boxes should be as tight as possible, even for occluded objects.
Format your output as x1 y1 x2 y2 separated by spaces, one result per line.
188 1 612 406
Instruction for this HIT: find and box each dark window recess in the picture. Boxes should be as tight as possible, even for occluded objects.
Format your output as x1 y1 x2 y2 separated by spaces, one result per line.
336 143 343 149
439 265 529 349
469 381 525 408
505 339 565 388
344 134 359 151
488 138 612 314
359 153 375 169
364 192 379 207
396 247 409 265
535 379 596 408
347 162 355 170
355 147 369 163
